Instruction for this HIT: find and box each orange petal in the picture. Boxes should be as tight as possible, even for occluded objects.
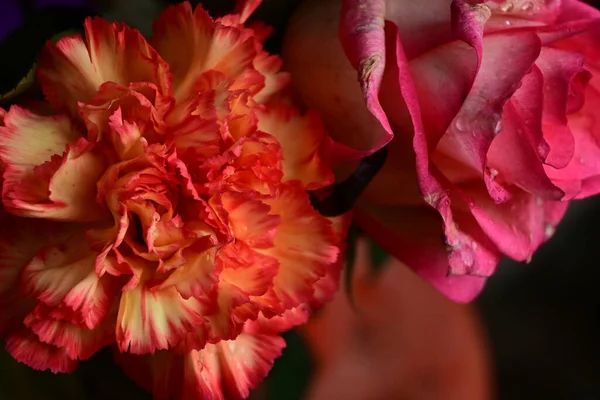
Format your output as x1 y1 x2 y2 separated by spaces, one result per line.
116 281 207 354
222 192 280 249
252 51 291 104
205 241 279 341
38 18 171 113
311 214 352 308
258 183 339 310
156 246 219 300
256 105 334 190
151 3 258 102
234 0 263 24
4 327 78 373
79 81 168 148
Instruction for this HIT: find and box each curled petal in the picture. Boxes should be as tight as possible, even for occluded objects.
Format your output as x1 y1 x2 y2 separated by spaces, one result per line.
338 0 393 154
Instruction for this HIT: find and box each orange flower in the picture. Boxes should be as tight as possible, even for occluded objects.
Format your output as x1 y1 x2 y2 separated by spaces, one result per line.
0 2 347 399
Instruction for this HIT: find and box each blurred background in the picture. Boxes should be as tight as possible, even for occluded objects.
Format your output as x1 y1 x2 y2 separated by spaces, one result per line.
1 0 600 399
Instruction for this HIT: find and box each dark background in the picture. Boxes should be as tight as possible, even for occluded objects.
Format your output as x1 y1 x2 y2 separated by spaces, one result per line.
1 1 600 399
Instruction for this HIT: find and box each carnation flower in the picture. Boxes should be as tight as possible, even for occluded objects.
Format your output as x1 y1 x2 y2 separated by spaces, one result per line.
0 2 347 398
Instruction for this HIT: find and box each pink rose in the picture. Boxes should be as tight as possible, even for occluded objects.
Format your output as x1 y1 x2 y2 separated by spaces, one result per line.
284 0 600 301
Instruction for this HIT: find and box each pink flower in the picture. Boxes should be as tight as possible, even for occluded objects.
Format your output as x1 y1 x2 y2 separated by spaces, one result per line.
284 0 600 301
0 2 348 398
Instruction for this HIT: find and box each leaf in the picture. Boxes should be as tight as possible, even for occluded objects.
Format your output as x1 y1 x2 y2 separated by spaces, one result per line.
342 224 361 309
264 330 313 400
368 238 389 276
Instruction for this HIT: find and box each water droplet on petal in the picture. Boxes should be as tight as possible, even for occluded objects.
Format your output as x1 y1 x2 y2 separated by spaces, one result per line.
505 20 512 25
454 117 467 132
461 251 474 268
493 119 503 135
544 223 555 238
521 1 534 11
489 168 499 179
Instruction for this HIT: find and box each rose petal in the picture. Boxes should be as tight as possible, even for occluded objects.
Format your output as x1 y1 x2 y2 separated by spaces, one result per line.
355 203 490 302
486 100 563 199
466 183 568 261
434 31 542 202
535 47 587 168
545 83 600 198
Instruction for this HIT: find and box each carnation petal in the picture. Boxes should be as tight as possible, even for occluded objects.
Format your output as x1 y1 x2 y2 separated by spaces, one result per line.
258 183 338 310
19 234 99 306
0 106 78 176
256 105 335 190
38 18 171 112
24 305 114 360
152 3 257 103
156 247 219 300
0 215 77 333
116 320 286 400
116 282 207 354
217 331 285 399
5 327 78 373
